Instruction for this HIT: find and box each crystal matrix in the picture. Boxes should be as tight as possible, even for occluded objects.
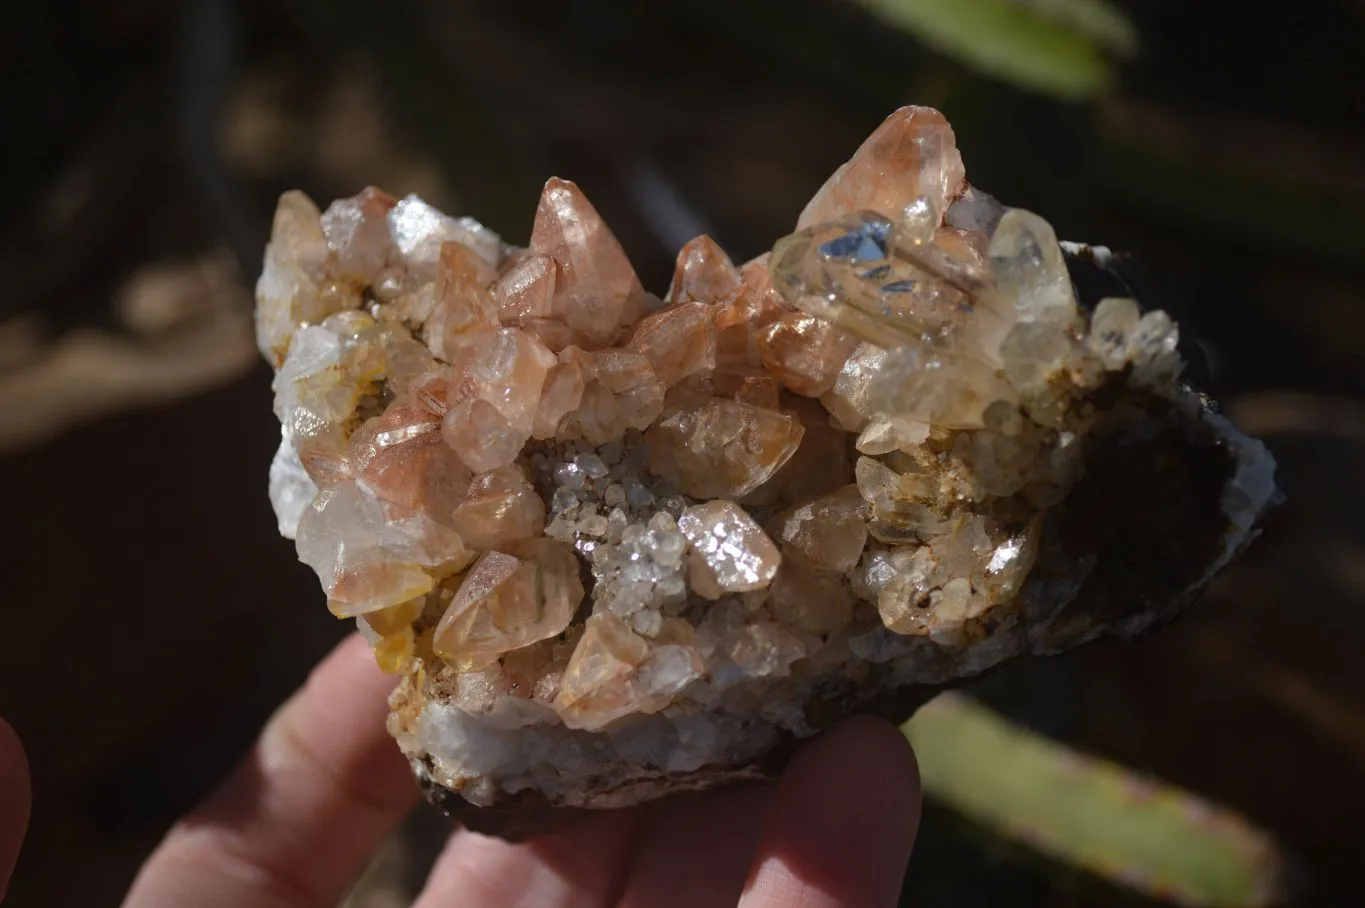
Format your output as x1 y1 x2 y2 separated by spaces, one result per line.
258 106 1277 838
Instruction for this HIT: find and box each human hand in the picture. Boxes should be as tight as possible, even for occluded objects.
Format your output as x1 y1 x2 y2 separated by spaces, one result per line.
119 635 920 908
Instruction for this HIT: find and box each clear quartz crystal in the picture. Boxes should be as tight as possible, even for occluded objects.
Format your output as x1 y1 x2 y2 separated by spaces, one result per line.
1088 297 1142 369
268 431 318 539
988 209 1076 325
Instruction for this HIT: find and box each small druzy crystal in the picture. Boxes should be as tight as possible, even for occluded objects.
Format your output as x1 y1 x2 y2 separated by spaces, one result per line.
258 106 1277 837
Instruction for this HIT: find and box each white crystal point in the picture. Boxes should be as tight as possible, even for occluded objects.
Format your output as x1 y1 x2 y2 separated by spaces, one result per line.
295 481 460 616
1087 297 1142 369
268 431 317 539
1130 309 1182 383
989 208 1076 324
254 190 336 366
388 194 503 277
271 324 341 420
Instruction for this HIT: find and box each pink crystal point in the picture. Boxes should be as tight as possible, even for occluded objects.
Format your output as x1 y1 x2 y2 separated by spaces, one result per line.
529 178 648 347
666 235 742 305
797 106 966 229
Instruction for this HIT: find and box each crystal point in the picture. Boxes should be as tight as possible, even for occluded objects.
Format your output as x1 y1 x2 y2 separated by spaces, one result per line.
256 190 348 366
450 464 546 551
667 235 742 304
798 106 966 230
434 541 583 669
321 187 399 286
627 301 717 387
530 178 646 347
989 209 1076 325
678 500 781 599
758 313 859 397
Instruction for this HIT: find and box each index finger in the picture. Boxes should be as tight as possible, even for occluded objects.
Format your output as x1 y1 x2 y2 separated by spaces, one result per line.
122 634 418 908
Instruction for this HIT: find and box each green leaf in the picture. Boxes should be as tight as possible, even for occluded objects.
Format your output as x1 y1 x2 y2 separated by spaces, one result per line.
1011 0 1138 55
904 694 1285 906
856 0 1126 100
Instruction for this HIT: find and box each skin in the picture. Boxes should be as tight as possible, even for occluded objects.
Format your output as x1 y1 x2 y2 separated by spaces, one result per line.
0 635 921 907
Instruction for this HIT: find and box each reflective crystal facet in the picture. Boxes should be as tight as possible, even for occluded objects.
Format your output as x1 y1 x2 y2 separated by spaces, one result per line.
389 194 502 281
678 500 782 599
298 482 447 617
553 612 653 730
321 187 399 286
425 242 500 360
769 485 869 573
714 257 788 370
494 254 557 326
758 312 859 397
450 464 546 551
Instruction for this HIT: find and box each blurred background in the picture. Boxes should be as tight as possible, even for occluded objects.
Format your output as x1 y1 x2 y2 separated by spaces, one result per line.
2 0 1363 904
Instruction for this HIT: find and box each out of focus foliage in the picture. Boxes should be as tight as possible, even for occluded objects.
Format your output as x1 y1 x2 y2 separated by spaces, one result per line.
905 695 1283 906
858 0 1136 99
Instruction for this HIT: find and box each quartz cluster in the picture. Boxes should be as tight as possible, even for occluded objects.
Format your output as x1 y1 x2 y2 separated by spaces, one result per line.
258 106 1277 835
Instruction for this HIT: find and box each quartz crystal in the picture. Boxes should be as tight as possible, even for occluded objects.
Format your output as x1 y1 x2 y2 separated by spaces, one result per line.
798 106 966 230
529 178 648 347
714 257 786 369
424 242 501 360
433 541 583 670
257 106 1277 837
449 464 546 551
677 501 782 599
628 301 716 386
758 313 860 397
666 235 742 305
646 398 804 499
